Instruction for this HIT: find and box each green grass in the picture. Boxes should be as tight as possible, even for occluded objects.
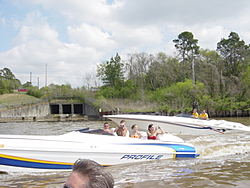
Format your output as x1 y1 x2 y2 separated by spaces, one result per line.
0 93 39 104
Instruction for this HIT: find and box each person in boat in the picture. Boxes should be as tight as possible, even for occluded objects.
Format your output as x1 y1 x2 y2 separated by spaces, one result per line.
64 158 114 188
191 109 199 118
114 120 128 136
147 124 165 140
103 122 112 134
199 109 209 120
130 124 142 138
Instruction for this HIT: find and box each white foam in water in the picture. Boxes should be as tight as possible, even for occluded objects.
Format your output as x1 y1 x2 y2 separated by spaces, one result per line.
187 132 250 158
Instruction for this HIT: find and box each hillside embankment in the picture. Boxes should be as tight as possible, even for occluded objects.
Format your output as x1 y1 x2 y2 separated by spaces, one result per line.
0 94 50 120
1 94 249 119
0 94 98 121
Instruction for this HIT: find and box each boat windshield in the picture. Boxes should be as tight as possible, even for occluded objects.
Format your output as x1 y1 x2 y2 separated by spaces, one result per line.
75 127 114 136
175 113 192 118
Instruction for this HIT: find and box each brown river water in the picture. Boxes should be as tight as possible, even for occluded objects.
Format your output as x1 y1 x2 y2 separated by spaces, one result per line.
0 117 250 188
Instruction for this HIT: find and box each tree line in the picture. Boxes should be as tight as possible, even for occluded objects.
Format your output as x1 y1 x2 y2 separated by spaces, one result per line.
0 68 87 102
96 31 250 116
1 31 250 116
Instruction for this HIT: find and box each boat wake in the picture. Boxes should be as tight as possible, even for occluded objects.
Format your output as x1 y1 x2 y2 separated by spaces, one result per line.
185 132 250 159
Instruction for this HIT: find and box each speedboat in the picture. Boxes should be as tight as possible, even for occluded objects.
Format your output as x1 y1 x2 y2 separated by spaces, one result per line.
0 128 199 172
104 114 250 134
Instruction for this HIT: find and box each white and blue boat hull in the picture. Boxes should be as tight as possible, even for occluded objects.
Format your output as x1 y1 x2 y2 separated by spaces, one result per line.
0 130 199 172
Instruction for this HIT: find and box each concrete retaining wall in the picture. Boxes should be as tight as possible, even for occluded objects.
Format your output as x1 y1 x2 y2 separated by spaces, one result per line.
0 102 100 119
0 103 50 118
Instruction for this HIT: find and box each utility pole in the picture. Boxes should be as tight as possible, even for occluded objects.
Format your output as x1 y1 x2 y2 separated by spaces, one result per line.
30 72 32 85
45 64 47 87
192 56 195 85
37 77 39 89
191 50 195 86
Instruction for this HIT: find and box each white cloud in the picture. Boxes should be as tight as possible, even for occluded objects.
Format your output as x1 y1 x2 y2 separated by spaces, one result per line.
67 23 116 51
1 0 250 88
111 23 162 47
18 0 112 24
11 11 58 46
1 9 104 87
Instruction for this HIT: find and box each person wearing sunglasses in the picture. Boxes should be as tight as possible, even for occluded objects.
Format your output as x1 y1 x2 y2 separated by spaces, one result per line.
103 122 112 134
64 158 114 188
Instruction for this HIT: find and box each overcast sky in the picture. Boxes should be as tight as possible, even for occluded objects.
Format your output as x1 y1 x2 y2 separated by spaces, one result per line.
1 0 250 88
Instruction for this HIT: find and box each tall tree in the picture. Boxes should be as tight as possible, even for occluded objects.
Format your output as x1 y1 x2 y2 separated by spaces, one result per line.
83 71 100 90
173 31 200 62
97 53 124 88
217 31 250 77
173 31 200 84
125 52 154 95
0 68 16 80
147 53 180 90
196 49 222 97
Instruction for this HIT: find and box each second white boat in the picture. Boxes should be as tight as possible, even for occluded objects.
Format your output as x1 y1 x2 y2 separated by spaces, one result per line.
104 114 250 134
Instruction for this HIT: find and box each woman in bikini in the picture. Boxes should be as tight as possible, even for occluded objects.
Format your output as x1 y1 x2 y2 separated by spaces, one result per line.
147 124 164 140
130 124 142 138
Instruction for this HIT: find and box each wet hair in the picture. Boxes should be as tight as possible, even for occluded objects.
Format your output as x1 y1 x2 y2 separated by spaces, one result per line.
131 124 137 130
72 158 114 188
148 124 154 131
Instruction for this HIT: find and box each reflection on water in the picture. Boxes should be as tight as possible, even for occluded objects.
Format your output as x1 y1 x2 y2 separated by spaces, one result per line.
0 118 250 187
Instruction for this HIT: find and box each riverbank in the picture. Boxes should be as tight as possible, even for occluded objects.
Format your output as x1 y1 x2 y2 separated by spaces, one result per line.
1 109 249 123
101 98 250 118
1 94 250 120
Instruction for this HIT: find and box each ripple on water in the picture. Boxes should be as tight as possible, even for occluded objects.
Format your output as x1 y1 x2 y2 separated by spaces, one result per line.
1 120 250 187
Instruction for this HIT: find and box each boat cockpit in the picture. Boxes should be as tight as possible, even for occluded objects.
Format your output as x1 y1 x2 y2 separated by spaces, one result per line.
75 127 114 136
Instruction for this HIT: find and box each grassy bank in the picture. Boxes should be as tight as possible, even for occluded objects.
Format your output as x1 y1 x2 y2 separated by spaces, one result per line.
0 94 40 104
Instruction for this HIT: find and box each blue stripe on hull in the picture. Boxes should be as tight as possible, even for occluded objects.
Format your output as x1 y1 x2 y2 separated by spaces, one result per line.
176 154 200 158
122 143 198 158
126 143 196 153
0 157 72 169
110 117 223 133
